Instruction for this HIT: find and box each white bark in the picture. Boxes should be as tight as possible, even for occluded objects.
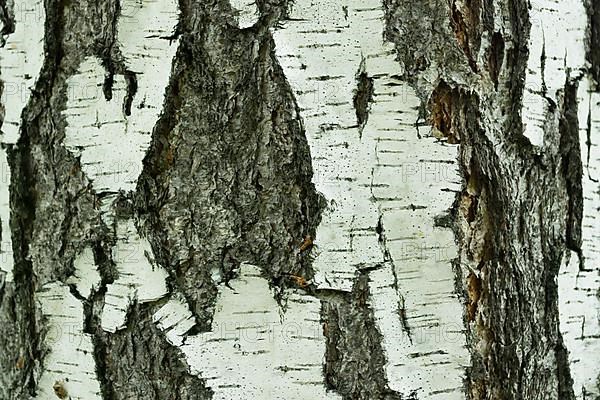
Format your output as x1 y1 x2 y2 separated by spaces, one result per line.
273 1 468 398
173 263 337 400
0 0 45 144
102 219 168 332
67 248 101 299
521 1 600 398
61 0 179 332
63 57 138 197
522 0 587 147
1 148 13 280
559 81 600 398
35 282 102 400
230 0 259 29
31 1 180 397
153 292 196 347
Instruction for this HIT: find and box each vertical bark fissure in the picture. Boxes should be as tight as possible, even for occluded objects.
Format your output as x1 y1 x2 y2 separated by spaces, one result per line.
0 0 213 397
0 0 51 396
586 0 600 86
384 0 587 398
559 79 584 266
320 273 403 400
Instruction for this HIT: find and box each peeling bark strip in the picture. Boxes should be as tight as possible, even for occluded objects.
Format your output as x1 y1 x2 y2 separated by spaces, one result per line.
92 302 212 400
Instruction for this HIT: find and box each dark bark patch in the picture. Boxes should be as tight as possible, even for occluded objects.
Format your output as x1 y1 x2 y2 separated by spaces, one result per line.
429 81 461 143
586 0 600 86
584 95 598 184
486 31 505 91
449 0 480 73
0 0 15 39
90 302 212 400
466 272 482 321
122 70 138 116
135 5 324 325
353 59 374 138
558 78 584 268
320 273 402 400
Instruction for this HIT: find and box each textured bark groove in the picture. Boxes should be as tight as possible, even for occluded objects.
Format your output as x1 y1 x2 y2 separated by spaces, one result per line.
321 272 403 400
92 302 213 400
274 1 470 398
587 0 600 85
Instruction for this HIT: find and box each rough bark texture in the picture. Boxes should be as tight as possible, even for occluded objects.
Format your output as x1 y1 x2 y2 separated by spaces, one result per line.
321 273 401 400
1 0 599 399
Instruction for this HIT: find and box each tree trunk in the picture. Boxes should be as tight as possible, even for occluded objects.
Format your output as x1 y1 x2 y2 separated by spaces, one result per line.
0 0 598 399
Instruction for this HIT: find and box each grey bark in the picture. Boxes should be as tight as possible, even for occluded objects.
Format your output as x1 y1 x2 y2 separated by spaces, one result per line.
0 0 598 399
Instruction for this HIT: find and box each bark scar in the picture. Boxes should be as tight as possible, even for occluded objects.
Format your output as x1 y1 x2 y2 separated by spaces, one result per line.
353 57 374 139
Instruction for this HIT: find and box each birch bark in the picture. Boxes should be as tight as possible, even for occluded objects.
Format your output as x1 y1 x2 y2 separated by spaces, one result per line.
0 0 598 399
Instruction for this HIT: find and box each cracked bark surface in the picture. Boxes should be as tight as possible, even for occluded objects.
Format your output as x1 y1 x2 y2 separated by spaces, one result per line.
0 0 599 399
321 273 402 400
